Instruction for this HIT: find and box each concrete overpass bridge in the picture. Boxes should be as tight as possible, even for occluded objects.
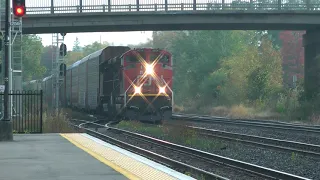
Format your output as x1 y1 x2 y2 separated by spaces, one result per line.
0 0 320 100
4 0 320 34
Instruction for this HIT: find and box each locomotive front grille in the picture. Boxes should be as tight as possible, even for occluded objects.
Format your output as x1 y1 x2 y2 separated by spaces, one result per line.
127 95 171 114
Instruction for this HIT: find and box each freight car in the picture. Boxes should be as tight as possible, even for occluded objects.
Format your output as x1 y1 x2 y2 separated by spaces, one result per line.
22 79 42 91
42 46 173 123
41 75 54 109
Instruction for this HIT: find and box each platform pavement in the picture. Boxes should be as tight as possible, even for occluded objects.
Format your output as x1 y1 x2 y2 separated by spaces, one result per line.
0 134 128 180
0 133 195 180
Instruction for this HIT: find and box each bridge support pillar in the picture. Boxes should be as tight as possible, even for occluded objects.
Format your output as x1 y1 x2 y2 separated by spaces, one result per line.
303 30 320 100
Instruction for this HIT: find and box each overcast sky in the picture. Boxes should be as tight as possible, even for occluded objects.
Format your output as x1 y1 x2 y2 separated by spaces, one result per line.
38 31 153 49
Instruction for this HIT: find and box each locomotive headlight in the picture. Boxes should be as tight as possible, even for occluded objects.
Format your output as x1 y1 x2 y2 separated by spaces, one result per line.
134 86 141 94
145 64 153 75
159 86 166 94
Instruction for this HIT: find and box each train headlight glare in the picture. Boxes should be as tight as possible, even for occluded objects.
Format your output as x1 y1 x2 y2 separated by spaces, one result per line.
134 86 141 94
159 87 166 94
145 64 153 75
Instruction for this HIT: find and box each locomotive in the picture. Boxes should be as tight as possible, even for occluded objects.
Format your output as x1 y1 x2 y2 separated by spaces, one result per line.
40 46 173 123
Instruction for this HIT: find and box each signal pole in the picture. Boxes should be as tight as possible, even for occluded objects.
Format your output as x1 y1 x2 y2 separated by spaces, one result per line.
0 0 13 141
52 33 67 114
4 0 10 121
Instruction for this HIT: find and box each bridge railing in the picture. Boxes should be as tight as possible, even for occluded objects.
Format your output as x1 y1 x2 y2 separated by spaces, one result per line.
24 0 320 14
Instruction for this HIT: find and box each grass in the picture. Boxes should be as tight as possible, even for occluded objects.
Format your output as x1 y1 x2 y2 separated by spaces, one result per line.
174 103 290 122
12 108 83 133
42 109 84 133
115 120 226 152
310 113 320 125
227 104 255 119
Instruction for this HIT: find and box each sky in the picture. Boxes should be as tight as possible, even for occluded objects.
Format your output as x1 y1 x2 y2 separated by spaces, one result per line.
38 31 153 49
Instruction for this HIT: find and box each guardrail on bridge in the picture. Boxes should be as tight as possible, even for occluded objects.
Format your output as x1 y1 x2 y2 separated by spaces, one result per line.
16 0 320 14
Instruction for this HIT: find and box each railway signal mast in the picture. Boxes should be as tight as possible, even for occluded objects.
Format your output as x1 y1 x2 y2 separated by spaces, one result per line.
0 0 24 140
11 0 24 118
52 33 67 113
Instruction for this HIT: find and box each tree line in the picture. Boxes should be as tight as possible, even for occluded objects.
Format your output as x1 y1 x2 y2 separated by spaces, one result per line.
57 30 310 120
140 30 308 120
41 38 109 77
2 28 312 121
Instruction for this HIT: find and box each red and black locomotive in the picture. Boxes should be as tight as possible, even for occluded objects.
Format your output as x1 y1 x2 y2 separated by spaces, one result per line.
41 46 173 123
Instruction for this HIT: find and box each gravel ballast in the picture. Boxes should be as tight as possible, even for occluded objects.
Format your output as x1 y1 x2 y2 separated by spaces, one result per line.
96 128 266 180
113 123 320 180
183 120 320 145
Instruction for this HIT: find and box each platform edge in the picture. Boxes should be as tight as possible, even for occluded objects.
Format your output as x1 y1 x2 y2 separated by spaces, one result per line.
81 133 196 180
60 133 140 180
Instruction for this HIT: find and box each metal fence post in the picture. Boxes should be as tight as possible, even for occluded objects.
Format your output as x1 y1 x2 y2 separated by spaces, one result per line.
79 0 82 13
108 0 111 12
40 90 43 133
165 0 168 11
51 0 54 14
306 0 310 10
222 0 225 10
136 0 139 11
193 0 196 10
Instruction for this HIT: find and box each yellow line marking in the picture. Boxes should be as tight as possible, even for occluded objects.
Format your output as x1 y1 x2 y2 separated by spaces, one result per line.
128 94 169 97
60 133 140 180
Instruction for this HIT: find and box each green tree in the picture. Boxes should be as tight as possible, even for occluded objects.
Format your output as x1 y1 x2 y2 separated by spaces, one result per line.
128 39 153 48
22 35 46 81
82 41 108 56
72 37 81 52
169 30 253 104
65 51 83 66
152 31 177 49
40 45 57 77
218 37 283 105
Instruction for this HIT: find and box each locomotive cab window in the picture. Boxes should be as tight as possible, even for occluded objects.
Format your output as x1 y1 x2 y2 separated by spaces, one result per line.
125 52 146 63
160 55 170 64
150 54 170 64
126 55 138 63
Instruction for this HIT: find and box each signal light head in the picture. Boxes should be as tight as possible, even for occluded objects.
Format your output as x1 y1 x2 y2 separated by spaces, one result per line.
14 6 25 17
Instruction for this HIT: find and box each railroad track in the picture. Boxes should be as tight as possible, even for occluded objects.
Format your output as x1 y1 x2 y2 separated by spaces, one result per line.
173 113 319 126
168 124 320 157
69 119 310 180
172 113 320 134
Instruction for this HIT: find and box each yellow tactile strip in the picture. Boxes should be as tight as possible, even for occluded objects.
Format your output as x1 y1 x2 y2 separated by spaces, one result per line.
61 133 178 180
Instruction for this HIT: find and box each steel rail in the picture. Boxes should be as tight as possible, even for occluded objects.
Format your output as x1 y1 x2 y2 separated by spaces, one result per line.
172 114 320 134
71 119 310 180
106 125 311 180
68 120 226 180
185 125 320 157
173 113 312 126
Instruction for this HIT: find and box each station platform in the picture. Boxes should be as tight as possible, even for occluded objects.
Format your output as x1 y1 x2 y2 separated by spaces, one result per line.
0 133 195 180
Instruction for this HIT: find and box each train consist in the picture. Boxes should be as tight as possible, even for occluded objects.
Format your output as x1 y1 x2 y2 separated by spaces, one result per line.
28 46 174 123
